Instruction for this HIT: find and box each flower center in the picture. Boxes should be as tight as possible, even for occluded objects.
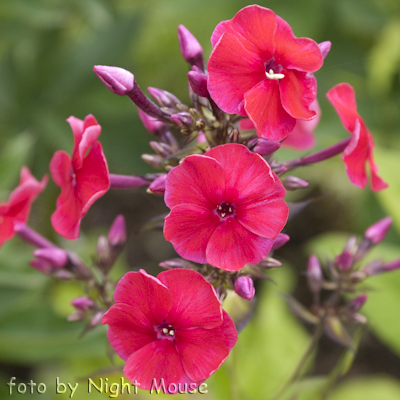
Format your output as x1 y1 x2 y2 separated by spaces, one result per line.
155 322 175 340
264 58 285 80
216 202 235 219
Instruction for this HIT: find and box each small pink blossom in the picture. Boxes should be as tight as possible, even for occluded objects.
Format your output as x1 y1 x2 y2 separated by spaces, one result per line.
208 5 323 141
326 83 388 191
50 114 110 239
164 144 288 271
102 268 237 389
0 167 47 248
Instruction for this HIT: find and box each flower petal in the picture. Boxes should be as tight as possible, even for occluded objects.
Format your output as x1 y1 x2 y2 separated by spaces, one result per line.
164 204 221 264
274 15 323 72
123 339 192 390
165 155 224 210
367 134 388 191
208 31 266 116
101 303 157 361
206 217 274 271
158 269 223 330
206 144 277 205
114 270 173 327
244 79 296 141
279 69 317 120
175 325 230 382
50 151 72 188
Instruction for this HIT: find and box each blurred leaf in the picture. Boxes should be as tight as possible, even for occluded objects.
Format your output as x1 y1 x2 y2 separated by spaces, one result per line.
329 376 400 400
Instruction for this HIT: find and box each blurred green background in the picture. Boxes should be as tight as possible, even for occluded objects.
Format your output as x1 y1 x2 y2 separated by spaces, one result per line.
1 0 400 399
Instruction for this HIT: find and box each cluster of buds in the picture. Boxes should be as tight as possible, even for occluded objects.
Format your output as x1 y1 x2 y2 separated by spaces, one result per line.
287 217 396 347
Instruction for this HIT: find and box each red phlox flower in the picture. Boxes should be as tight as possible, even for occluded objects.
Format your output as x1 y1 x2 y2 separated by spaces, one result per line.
240 99 321 151
0 166 47 248
163 143 288 271
207 5 323 141
326 83 388 191
50 114 110 240
102 268 237 390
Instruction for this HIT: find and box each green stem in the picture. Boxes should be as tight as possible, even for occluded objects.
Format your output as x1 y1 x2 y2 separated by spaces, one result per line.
270 323 323 400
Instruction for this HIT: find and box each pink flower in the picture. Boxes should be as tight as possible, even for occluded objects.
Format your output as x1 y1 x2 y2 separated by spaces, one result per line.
326 83 388 191
0 167 47 248
163 144 288 271
50 114 110 239
208 5 323 141
102 268 237 389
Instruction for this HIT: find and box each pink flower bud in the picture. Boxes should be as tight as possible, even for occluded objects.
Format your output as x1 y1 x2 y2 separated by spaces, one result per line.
364 217 392 244
335 250 353 271
250 137 281 156
147 87 181 108
281 176 309 190
318 41 331 59
33 248 68 268
234 276 255 301
93 65 134 96
71 296 94 311
382 258 400 273
348 294 368 312
177 25 204 70
138 108 167 136
271 233 290 251
187 67 209 97
141 154 163 168
171 112 193 128
307 255 322 294
148 174 167 195
108 215 127 247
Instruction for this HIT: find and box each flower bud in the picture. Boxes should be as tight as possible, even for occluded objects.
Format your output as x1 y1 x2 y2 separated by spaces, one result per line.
250 137 281 156
348 294 368 312
93 65 134 95
318 41 331 59
71 296 95 312
364 217 392 244
271 233 290 251
171 112 193 128
187 67 209 97
382 258 400 273
141 154 163 168
258 257 282 268
138 108 167 136
149 141 172 157
177 25 204 70
147 87 181 108
335 250 353 271
307 255 322 294
281 176 309 190
108 215 127 247
33 248 68 268
148 174 167 195
234 276 255 301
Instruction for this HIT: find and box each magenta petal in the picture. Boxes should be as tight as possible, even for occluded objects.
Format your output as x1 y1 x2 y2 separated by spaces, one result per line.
206 144 276 205
175 326 230 382
123 340 190 390
274 15 323 72
368 134 388 191
165 154 225 210
206 218 274 271
244 79 296 141
164 204 221 264
50 151 72 188
158 269 223 330
76 124 102 170
75 141 109 215
208 31 266 116
67 116 84 147
219 310 238 350
102 303 157 361
114 270 173 327
279 69 316 120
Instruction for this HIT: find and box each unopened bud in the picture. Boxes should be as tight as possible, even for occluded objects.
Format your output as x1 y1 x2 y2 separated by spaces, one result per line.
307 255 322 294
33 248 68 268
234 276 255 301
138 108 167 136
97 235 110 261
281 176 309 190
148 87 181 108
360 258 385 276
108 215 127 247
71 296 95 312
271 233 290 251
335 250 353 271
348 294 368 312
171 112 193 128
91 311 104 326
250 137 281 156
381 258 400 273
364 217 392 244
187 67 209 97
93 65 134 96
318 41 331 59
258 257 282 268
141 154 163 168
177 25 204 70
149 141 172 157
148 174 167 195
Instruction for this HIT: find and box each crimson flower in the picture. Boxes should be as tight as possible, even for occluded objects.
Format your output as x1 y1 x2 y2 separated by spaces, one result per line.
102 268 237 389
163 144 288 271
326 83 388 191
50 114 109 239
208 5 323 141
0 166 47 248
